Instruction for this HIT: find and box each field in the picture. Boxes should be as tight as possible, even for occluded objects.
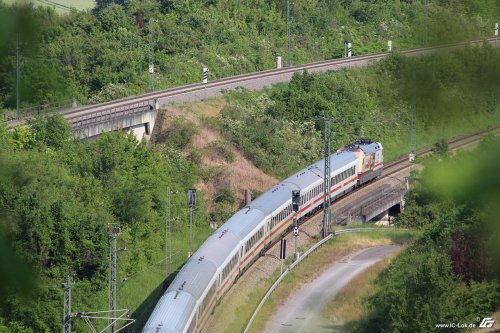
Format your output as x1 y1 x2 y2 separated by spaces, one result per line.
4 0 95 12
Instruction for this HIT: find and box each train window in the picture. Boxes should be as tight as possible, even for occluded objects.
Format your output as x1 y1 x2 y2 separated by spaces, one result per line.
199 280 217 315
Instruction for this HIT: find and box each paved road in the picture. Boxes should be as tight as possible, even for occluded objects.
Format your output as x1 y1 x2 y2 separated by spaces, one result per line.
263 245 400 333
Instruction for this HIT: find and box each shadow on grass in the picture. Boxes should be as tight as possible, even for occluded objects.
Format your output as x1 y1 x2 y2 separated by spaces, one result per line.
125 271 179 332
386 231 417 245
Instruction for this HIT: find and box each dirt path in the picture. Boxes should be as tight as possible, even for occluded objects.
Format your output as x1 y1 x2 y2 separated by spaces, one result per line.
263 245 400 333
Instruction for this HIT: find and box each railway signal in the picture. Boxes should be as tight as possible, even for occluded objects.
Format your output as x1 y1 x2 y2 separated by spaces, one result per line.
187 189 197 257
292 190 300 212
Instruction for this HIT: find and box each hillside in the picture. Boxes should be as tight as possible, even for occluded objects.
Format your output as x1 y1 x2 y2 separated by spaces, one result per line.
1 1 500 332
154 99 278 218
1 0 499 112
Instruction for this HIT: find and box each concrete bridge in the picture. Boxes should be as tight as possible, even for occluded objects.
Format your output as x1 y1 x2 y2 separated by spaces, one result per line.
333 184 406 225
66 99 158 141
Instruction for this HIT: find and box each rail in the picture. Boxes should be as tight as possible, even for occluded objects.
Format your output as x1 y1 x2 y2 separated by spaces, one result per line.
243 227 404 333
5 37 498 128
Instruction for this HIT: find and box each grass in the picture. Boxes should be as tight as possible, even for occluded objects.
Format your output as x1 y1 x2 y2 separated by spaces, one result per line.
382 113 500 163
318 250 401 332
4 0 95 12
227 229 419 333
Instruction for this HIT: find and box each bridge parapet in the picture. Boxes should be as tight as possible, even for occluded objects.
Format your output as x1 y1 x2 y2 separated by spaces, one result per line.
333 184 406 224
68 99 157 141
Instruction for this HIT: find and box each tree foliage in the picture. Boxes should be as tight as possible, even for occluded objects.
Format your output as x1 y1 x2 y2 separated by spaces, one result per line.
0 117 210 332
355 138 500 332
217 46 500 177
1 0 499 111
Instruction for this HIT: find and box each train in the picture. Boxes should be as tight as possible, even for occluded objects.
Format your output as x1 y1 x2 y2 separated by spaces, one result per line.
142 138 383 333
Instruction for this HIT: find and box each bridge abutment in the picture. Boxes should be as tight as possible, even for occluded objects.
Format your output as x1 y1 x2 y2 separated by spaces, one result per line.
69 100 157 142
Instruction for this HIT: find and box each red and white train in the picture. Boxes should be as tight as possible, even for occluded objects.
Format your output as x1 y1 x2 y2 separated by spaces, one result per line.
142 139 383 333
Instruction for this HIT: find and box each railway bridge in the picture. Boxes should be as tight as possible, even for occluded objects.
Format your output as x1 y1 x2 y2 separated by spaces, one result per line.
333 183 407 225
5 38 496 141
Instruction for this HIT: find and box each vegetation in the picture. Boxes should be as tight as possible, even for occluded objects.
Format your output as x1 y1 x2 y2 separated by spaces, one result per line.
354 137 500 332
319 252 398 333
0 1 499 332
1 0 499 112
0 116 213 332
245 229 417 333
217 45 500 178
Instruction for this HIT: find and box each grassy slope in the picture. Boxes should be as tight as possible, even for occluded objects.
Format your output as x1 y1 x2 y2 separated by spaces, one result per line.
233 229 418 333
318 250 401 332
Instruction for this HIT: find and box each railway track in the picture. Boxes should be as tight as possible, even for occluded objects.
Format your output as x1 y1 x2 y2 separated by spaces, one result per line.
251 125 500 256
381 125 500 180
205 125 500 333
6 37 498 127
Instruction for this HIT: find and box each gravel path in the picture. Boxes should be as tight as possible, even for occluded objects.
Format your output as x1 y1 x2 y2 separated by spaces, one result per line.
262 245 400 333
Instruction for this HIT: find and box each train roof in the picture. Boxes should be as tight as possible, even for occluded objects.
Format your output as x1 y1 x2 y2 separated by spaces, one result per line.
193 229 240 268
283 150 358 190
142 291 196 333
343 139 382 155
249 184 292 216
166 258 217 300
222 207 267 240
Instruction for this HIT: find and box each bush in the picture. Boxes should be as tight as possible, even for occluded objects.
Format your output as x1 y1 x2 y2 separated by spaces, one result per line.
159 116 198 149
207 140 236 163
214 187 235 204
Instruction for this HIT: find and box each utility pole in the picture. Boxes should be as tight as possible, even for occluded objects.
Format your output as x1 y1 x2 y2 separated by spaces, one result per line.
62 275 72 333
148 18 154 92
286 0 291 67
16 33 20 119
409 72 417 164
423 0 428 46
323 118 332 238
108 225 121 333
166 187 172 276
410 103 416 163
292 190 300 261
